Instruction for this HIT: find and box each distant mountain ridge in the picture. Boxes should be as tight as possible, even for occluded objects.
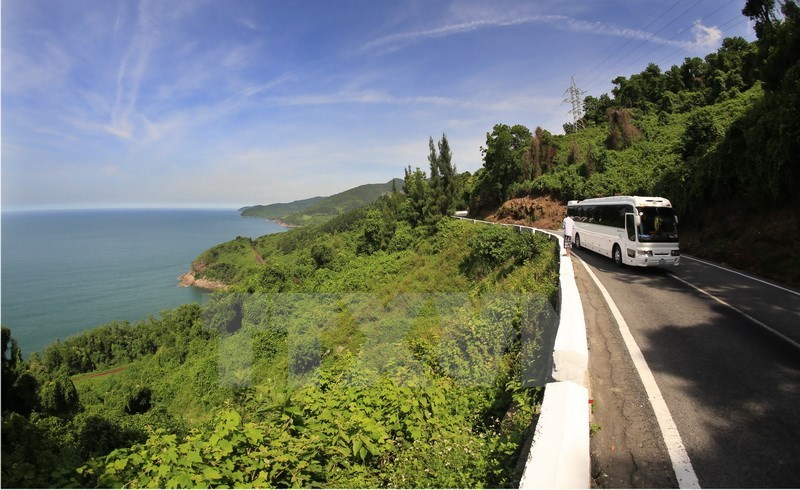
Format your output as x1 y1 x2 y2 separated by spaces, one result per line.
239 196 326 221
240 178 403 226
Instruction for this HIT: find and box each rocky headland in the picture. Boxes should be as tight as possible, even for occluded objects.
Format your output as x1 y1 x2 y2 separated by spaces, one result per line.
177 265 228 291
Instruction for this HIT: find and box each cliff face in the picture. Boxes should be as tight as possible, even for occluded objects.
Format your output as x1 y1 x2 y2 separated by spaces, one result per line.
177 264 228 291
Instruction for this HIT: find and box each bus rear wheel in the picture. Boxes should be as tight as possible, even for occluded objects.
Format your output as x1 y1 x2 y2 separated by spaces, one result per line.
613 244 623 267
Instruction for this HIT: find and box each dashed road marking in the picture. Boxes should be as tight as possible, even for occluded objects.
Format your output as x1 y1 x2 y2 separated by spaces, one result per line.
683 255 800 297
666 271 800 352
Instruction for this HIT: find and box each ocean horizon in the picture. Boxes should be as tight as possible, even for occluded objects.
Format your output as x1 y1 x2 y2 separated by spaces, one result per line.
1 208 286 356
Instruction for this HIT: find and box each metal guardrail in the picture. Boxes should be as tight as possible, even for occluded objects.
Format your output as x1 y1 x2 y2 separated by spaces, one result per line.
454 217 590 488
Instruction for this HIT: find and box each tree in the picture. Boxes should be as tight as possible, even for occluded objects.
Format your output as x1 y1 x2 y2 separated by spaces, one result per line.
358 208 395 254
681 57 708 91
680 109 722 160
402 166 430 227
529 127 542 180
743 0 777 37
473 124 532 208
427 137 440 203
605 108 639 150
567 142 581 166
38 373 81 416
417 134 459 220
310 242 334 269
582 94 613 126
663 65 685 94
2 328 38 416
732 0 800 202
436 134 457 216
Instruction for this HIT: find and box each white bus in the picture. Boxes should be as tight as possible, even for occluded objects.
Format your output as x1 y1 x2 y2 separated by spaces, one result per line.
567 196 680 267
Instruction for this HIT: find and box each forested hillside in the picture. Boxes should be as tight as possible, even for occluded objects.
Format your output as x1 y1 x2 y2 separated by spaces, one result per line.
466 1 799 286
3 2 798 488
1 151 559 487
239 196 326 222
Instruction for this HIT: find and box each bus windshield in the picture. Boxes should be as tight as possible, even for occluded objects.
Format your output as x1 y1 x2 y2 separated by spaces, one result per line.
638 207 678 243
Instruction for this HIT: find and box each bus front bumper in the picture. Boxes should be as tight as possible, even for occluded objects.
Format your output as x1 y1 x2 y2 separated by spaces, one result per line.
639 256 680 267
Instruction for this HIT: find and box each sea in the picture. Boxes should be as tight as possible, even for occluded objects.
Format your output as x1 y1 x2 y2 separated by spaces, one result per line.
1 208 286 356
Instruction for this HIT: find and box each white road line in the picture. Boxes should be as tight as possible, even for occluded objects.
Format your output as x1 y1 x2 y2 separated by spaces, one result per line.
667 272 800 352
577 257 701 489
683 255 800 297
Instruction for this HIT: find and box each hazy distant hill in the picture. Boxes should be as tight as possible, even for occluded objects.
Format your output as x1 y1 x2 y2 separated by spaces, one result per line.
240 178 403 226
239 196 326 221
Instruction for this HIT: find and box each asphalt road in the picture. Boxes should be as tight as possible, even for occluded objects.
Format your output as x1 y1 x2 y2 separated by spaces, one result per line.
574 248 800 488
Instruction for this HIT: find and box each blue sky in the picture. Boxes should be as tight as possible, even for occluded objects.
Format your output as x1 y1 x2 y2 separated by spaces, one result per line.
1 0 754 209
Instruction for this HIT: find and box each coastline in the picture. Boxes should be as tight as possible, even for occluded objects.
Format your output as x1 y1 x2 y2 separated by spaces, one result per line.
176 216 293 292
177 270 228 291
269 218 300 228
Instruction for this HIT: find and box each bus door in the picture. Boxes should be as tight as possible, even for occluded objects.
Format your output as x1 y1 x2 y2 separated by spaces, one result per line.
625 213 637 261
625 213 637 242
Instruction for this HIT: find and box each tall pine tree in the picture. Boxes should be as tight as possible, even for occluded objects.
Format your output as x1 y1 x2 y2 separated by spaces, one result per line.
436 134 457 216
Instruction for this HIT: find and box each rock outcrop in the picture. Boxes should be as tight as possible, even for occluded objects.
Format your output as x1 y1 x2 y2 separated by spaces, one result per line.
177 267 228 291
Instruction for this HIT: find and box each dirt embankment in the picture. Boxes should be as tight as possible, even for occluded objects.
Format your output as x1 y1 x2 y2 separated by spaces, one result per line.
483 195 566 231
680 202 800 289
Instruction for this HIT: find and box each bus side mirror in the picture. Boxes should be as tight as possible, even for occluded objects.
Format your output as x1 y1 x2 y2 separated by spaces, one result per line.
634 215 641 226
674 216 679 225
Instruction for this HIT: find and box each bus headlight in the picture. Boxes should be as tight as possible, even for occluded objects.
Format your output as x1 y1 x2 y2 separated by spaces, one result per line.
671 250 681 256
637 250 653 257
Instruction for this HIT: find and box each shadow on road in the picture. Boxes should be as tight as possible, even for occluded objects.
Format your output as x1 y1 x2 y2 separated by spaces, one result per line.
638 304 800 488
575 246 800 487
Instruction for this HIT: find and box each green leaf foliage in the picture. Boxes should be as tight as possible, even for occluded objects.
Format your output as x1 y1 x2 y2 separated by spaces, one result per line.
2 178 558 488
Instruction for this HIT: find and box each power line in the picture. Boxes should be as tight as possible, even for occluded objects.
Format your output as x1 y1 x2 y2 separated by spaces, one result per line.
583 0 741 95
597 0 740 89
537 1 747 132
539 15 747 133
580 0 707 92
539 0 690 132
541 0 706 130
580 0 686 84
653 16 748 66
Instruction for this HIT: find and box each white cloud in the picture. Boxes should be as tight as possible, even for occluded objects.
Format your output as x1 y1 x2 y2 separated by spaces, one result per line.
223 75 296 104
358 13 690 55
107 1 158 140
235 17 259 31
691 21 723 51
261 89 559 114
2 39 73 96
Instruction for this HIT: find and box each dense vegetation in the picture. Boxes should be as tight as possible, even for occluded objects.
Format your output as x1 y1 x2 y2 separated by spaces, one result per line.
240 179 404 226
471 33 795 211
467 0 799 285
2 134 559 487
4 2 798 486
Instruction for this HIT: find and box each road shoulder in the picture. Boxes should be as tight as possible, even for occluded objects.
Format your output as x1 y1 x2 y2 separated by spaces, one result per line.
572 256 677 488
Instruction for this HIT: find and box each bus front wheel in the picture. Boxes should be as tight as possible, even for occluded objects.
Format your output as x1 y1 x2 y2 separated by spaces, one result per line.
574 234 581 250
613 244 623 267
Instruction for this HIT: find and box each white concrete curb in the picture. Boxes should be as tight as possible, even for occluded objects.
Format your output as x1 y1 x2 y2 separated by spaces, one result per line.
552 246 589 386
518 381 591 489
454 217 590 489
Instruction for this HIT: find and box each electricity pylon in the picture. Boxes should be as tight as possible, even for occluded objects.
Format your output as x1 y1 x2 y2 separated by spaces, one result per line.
563 76 586 131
